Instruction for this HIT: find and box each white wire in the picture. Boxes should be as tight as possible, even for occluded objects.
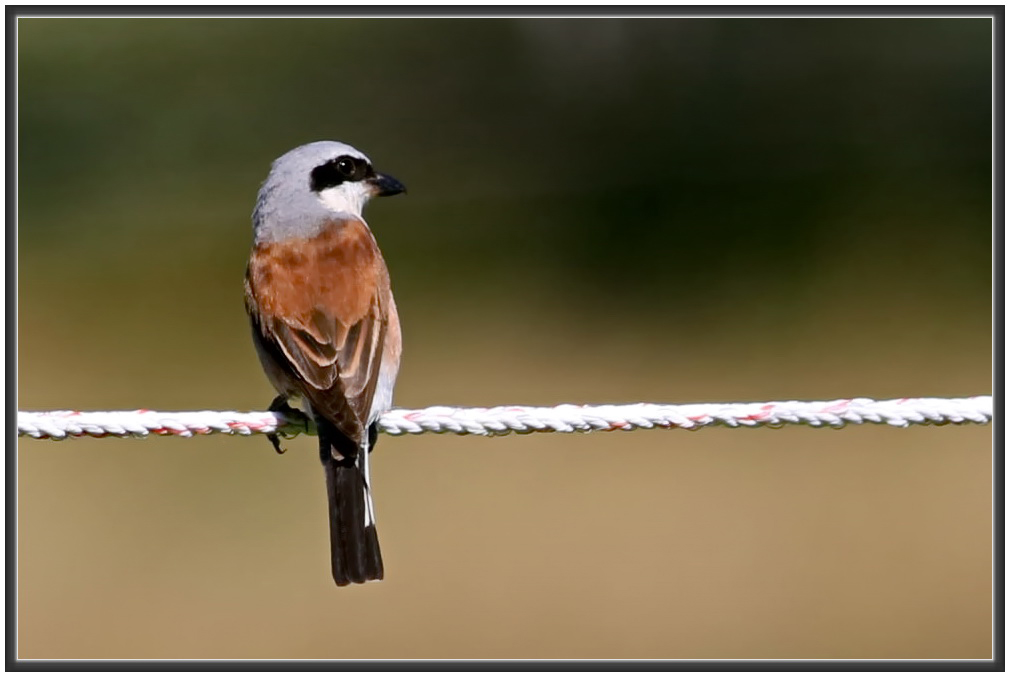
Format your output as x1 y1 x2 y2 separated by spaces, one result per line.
16 396 993 441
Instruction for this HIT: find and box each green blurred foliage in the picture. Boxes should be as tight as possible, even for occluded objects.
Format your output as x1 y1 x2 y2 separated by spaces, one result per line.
17 18 992 660
19 18 991 309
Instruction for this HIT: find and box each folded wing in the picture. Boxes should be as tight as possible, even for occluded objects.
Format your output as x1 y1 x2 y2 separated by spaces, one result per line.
245 216 391 444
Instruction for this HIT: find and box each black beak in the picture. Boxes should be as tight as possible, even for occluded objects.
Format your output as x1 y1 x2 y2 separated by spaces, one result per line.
369 172 406 197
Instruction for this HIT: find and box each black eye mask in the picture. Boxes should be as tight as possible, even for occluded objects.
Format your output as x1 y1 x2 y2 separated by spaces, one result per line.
310 155 374 192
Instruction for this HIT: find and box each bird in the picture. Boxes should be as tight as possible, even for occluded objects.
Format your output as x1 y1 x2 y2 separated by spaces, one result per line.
244 141 405 586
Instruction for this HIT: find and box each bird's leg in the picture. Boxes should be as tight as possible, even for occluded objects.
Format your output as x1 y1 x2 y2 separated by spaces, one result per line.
266 395 309 454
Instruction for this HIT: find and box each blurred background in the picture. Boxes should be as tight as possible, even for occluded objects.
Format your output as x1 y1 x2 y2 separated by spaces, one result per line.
17 18 992 660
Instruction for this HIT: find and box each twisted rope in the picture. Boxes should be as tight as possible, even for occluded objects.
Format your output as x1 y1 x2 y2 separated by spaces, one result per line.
16 396 992 441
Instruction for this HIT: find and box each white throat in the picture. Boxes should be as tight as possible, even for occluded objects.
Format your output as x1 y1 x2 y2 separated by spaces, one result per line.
317 182 370 218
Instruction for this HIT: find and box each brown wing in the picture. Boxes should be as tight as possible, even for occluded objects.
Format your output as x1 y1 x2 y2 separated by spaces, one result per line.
245 216 391 443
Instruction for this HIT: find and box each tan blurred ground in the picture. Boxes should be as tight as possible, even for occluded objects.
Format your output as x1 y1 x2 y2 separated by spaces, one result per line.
17 261 992 659
16 17 992 660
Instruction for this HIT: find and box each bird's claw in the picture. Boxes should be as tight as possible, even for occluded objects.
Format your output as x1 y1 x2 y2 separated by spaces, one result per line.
266 432 287 454
266 397 310 455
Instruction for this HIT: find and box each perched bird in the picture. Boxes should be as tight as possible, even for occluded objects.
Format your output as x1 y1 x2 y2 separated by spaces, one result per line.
244 141 405 586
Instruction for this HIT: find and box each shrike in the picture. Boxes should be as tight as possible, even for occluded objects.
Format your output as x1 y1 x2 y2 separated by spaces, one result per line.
244 141 405 586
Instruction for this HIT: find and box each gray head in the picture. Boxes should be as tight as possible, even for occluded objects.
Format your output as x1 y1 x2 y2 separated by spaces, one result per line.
252 140 405 243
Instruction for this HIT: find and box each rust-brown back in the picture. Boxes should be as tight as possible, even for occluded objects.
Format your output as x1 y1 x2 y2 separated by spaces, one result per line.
245 217 392 443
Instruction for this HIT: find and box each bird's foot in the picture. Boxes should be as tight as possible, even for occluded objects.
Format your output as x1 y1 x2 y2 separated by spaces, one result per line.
266 396 310 455
266 432 286 454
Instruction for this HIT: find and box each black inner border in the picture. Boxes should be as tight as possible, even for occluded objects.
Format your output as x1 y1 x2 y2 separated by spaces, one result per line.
7 5 1003 672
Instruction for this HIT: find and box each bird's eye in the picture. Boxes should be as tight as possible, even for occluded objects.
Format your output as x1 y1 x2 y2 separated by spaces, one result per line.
337 158 356 177
309 155 368 192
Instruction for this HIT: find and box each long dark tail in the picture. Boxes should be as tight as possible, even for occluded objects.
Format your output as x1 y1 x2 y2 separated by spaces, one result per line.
318 420 383 586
